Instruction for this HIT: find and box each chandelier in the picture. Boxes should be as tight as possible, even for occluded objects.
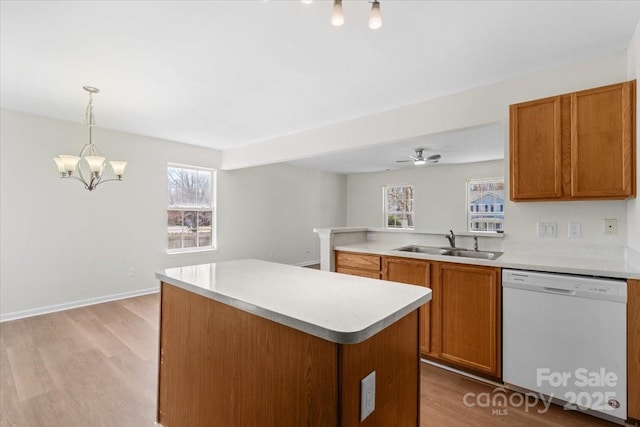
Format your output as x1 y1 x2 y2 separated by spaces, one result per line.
53 86 127 191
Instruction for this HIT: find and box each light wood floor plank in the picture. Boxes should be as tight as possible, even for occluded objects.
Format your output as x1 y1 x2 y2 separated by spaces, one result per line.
1 293 619 426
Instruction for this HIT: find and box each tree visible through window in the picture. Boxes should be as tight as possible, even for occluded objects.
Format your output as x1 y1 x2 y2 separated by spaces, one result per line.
167 164 215 252
467 178 504 232
384 185 414 229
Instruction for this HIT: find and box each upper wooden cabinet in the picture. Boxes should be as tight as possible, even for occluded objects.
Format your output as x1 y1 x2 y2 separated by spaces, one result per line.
510 80 636 201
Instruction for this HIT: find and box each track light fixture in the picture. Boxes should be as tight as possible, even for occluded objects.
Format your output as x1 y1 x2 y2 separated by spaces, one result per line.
301 0 382 30
331 0 344 27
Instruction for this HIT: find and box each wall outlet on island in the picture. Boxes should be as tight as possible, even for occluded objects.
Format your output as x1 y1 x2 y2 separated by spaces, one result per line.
366 233 377 241
360 370 376 421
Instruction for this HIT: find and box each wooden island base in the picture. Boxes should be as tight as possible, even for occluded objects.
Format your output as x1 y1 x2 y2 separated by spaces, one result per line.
158 283 421 427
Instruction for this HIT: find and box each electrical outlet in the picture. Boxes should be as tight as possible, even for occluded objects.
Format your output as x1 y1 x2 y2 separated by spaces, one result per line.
360 371 376 421
604 219 618 235
568 223 581 239
366 233 377 241
127 267 135 277
537 222 557 238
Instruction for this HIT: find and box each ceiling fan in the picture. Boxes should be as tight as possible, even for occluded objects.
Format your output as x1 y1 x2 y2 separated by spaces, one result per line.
396 148 441 165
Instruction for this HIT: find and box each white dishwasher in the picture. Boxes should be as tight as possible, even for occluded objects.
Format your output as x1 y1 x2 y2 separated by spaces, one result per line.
502 269 627 424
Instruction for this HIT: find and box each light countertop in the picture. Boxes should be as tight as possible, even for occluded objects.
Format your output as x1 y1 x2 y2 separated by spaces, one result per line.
334 241 640 280
156 259 432 344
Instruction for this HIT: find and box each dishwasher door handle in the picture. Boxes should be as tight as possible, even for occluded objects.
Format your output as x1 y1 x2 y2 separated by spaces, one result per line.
541 287 576 296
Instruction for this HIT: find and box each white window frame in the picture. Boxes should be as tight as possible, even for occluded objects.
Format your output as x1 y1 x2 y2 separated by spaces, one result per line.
167 163 217 254
383 184 415 230
466 177 504 233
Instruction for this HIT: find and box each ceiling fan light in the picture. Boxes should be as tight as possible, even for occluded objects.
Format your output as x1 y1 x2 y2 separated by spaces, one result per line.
414 159 426 166
369 1 382 30
331 0 344 26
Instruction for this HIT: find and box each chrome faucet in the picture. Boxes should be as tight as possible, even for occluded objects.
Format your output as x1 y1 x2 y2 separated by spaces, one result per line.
445 230 456 248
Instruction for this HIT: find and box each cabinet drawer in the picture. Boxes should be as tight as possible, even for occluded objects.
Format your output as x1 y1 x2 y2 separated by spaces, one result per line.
336 267 381 279
336 252 381 271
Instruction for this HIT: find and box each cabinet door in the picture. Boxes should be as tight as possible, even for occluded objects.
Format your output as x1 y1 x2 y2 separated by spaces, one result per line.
510 96 563 200
571 81 636 198
433 263 501 377
629 280 640 422
384 257 431 355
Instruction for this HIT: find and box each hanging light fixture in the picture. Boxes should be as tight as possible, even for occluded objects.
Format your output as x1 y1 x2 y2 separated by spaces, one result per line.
331 0 344 27
301 0 381 29
369 0 382 30
53 86 127 191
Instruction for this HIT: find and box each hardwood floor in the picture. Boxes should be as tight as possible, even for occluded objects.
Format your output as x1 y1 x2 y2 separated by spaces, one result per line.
1 294 159 426
0 294 619 426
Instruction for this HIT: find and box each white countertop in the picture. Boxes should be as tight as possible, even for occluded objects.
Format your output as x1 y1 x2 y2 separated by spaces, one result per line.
334 241 640 280
156 259 432 344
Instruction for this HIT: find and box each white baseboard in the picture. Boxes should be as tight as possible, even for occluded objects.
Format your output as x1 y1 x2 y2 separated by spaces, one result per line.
293 260 321 267
0 287 160 323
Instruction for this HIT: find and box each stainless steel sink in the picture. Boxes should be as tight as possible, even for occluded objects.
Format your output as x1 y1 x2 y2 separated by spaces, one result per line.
393 245 451 255
446 249 503 260
393 245 502 260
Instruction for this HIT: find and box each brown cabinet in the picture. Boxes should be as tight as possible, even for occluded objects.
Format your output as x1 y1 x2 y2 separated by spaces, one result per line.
158 282 421 426
384 257 432 355
629 279 640 422
431 262 501 378
335 251 381 279
510 80 636 201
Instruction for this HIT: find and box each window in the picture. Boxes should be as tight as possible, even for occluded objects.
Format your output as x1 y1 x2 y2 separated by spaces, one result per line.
167 164 216 252
467 178 504 232
384 185 414 229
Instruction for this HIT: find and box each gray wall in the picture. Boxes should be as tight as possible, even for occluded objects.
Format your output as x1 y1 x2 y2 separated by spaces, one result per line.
0 109 347 318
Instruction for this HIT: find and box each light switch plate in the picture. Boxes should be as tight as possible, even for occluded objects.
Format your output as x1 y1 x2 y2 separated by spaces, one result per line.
360 371 376 421
537 222 557 238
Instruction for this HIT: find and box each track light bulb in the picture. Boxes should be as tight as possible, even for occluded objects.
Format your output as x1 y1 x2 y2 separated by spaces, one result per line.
369 1 382 30
331 0 344 27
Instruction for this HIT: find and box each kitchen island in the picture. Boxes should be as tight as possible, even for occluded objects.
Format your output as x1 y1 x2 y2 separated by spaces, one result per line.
155 259 431 427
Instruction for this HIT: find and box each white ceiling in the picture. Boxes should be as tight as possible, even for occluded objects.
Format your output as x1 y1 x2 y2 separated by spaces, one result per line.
1 1 639 168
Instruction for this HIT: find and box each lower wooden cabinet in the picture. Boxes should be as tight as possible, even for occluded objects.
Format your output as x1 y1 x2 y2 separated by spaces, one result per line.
384 257 432 355
336 251 502 379
629 279 640 422
431 262 501 378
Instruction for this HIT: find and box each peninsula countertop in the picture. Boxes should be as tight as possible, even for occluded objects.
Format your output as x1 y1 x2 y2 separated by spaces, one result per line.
156 259 432 345
333 241 640 280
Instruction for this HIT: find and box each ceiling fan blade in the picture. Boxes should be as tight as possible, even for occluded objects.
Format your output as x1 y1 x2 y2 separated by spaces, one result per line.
396 160 412 163
427 154 441 163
